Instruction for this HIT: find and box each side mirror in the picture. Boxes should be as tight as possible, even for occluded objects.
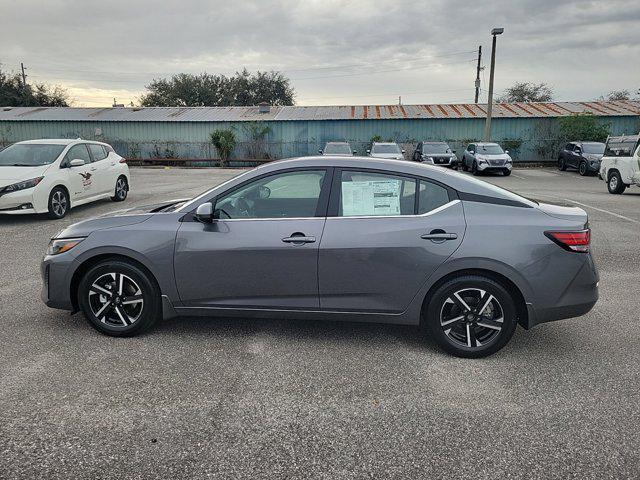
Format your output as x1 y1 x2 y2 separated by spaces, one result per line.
366 149 371 154
195 202 214 223
452 150 457 154
505 150 510 154
69 158 85 167
401 149 406 154
353 150 357 155
318 149 323 154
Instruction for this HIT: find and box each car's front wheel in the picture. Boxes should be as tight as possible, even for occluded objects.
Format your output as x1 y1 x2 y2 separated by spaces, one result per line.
503 169 511 176
607 171 626 194
471 161 480 176
78 260 161 337
423 275 518 358
111 176 128 202
558 157 566 171
47 187 69 219
579 161 589 176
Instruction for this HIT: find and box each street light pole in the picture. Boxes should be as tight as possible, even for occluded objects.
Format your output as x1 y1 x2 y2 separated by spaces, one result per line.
483 27 504 141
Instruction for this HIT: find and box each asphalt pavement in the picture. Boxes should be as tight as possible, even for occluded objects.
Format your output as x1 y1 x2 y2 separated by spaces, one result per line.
1 165 638 479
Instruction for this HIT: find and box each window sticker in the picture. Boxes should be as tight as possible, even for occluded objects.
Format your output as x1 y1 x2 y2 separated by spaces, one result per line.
342 180 401 216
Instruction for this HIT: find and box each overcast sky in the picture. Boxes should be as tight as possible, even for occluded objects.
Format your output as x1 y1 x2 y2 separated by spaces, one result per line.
1 0 638 107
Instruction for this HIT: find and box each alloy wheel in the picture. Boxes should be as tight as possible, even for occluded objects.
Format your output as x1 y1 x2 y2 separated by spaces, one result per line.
115 178 127 200
609 175 618 190
579 162 587 176
88 272 144 327
439 288 504 348
51 190 67 217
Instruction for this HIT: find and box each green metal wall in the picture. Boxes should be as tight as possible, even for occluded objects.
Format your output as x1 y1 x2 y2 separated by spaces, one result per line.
1 116 638 162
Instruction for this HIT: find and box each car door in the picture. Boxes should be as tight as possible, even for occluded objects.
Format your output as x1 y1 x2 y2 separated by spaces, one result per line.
174 168 332 309
413 142 422 161
62 144 95 201
87 143 113 194
318 169 465 313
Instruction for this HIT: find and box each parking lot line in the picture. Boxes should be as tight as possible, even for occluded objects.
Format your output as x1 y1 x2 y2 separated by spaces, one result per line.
562 198 640 224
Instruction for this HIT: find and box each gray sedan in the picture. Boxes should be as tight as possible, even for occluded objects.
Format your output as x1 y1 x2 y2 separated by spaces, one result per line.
42 157 598 357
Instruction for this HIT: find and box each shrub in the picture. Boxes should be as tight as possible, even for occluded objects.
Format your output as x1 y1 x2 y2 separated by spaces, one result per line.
558 113 611 143
210 129 236 167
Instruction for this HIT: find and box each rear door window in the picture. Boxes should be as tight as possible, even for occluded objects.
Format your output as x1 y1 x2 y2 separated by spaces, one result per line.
88 144 108 161
418 180 451 214
338 170 416 217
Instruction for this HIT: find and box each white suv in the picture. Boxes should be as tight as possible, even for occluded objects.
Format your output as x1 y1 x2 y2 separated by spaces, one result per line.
0 139 130 218
599 134 640 194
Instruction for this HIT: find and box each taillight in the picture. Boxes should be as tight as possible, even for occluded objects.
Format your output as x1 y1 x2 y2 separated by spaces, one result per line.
544 229 590 252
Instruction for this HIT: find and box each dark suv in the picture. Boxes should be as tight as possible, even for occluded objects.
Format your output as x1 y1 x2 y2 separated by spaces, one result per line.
412 141 458 168
558 142 605 176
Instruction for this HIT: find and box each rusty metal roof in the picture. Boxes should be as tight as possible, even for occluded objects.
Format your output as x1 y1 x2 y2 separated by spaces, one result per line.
0 101 638 122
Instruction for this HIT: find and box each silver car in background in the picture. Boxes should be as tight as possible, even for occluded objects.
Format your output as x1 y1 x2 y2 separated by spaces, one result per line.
42 156 598 358
319 142 356 156
367 142 405 160
461 142 513 176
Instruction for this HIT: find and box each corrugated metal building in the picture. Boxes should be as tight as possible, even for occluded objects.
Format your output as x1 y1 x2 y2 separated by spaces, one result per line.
1 101 638 162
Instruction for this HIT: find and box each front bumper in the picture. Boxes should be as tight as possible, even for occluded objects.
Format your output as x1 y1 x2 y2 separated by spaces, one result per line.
41 254 75 311
477 162 512 171
0 189 38 214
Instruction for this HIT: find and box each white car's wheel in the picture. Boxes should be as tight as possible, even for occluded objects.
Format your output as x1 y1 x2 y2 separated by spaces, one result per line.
111 176 128 202
47 187 69 219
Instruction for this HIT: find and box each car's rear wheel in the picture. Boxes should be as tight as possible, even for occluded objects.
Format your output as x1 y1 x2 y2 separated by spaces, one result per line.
607 171 626 194
423 275 518 358
558 157 566 171
47 187 69 219
78 260 161 337
579 161 588 176
461 158 468 172
111 176 128 202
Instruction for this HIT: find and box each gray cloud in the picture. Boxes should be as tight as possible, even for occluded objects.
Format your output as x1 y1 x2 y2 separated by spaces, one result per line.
0 0 638 106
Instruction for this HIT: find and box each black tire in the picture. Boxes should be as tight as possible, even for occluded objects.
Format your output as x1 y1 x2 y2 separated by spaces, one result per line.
111 176 128 202
423 275 518 358
607 171 626 195
578 161 588 176
503 169 511 176
461 157 468 172
47 186 69 219
471 161 480 176
78 260 161 337
558 157 566 171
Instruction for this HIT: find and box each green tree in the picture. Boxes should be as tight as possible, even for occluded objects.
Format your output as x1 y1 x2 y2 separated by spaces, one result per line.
558 113 611 143
210 129 236 167
497 82 553 103
243 122 272 159
0 68 69 106
140 69 295 107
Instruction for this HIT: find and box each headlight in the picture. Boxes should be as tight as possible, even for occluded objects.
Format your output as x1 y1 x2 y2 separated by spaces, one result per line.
46 237 85 256
476 157 486 163
506 157 513 163
2 177 44 193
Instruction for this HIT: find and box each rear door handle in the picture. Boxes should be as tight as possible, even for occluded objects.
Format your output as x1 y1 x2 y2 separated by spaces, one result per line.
282 235 316 244
421 233 458 241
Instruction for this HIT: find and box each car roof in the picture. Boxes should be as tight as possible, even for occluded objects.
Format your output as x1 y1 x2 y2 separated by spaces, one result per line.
372 142 398 145
474 142 499 146
607 135 639 142
15 138 107 146
325 141 350 145
423 141 448 144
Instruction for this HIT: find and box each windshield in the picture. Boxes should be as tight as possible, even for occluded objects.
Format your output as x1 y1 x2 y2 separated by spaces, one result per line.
324 143 352 155
0 144 66 166
372 144 401 154
582 143 605 154
477 144 504 155
423 143 451 154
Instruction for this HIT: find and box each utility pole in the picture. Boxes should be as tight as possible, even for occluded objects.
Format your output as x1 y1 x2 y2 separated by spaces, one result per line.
483 28 504 141
398 96 402 106
20 62 27 88
474 46 482 104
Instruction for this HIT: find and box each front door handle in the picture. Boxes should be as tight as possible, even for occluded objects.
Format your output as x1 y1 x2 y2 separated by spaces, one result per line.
421 232 458 241
282 233 316 244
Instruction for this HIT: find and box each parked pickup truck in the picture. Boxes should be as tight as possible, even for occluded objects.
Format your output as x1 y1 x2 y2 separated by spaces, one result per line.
599 134 640 194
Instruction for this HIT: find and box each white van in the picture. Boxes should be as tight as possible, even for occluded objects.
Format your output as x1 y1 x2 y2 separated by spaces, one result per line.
599 134 640 194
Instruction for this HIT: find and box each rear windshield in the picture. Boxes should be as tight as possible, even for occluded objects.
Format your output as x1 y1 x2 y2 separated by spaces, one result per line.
0 144 66 166
477 144 504 155
324 144 352 155
582 143 605 154
605 139 639 157
372 144 401 154
423 144 451 154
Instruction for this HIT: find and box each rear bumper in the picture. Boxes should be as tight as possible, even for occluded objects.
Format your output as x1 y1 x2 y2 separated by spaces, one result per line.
525 255 599 329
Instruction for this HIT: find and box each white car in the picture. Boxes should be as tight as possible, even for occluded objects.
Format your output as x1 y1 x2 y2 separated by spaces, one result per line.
0 139 130 219
367 142 405 160
461 142 513 176
599 134 640 194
